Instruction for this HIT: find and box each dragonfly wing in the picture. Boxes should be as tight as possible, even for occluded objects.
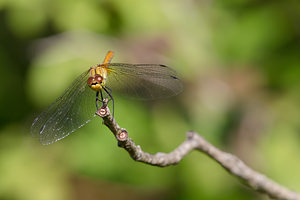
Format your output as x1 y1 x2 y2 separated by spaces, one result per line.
105 63 183 99
31 70 97 145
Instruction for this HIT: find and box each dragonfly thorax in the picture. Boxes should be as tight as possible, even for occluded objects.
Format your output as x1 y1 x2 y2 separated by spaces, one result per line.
87 75 104 91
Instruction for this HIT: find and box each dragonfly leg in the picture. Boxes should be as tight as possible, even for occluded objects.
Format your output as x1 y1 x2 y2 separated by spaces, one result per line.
100 90 104 102
96 91 99 109
96 91 105 109
102 86 112 99
103 87 114 117
105 86 112 93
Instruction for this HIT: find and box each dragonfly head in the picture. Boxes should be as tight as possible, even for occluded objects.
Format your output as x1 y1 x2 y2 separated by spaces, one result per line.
87 75 104 91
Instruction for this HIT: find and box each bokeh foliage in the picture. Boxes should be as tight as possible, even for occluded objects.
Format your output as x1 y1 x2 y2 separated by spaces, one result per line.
0 0 300 199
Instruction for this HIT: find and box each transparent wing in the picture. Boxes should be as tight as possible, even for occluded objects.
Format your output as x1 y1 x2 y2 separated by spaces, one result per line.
104 63 183 99
31 70 97 145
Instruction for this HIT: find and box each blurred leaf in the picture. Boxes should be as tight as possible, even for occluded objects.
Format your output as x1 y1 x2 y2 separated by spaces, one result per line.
0 125 70 200
6 0 47 38
213 5 291 62
51 0 108 32
112 0 168 34
261 128 300 190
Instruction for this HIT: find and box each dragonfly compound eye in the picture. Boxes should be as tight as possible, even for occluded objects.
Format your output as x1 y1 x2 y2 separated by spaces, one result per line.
94 75 103 83
87 75 103 91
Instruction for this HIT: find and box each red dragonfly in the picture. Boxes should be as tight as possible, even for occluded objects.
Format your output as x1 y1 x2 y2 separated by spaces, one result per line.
31 51 183 145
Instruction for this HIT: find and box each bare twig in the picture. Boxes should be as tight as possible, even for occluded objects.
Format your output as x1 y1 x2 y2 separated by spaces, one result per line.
96 101 300 200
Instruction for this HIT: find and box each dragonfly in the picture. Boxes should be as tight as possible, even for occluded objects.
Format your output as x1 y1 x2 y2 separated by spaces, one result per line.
31 51 183 145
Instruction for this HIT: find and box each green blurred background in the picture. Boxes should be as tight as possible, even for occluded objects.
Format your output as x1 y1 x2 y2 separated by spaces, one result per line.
1 0 300 199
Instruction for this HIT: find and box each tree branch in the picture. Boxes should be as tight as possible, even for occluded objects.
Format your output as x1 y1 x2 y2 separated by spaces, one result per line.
96 101 300 200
